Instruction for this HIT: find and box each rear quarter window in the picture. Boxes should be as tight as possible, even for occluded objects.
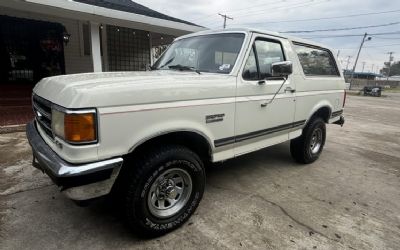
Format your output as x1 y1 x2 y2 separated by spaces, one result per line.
293 43 339 77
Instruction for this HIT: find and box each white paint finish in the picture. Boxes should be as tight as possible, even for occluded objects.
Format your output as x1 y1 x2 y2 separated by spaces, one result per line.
288 129 302 140
31 29 346 165
36 121 99 163
234 34 296 157
90 21 102 72
99 97 236 114
292 74 345 124
33 71 237 108
98 103 236 161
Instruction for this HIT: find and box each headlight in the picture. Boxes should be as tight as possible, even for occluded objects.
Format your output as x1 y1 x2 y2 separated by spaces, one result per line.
51 107 97 144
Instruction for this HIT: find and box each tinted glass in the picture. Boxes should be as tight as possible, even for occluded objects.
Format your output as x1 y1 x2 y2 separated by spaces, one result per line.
242 48 258 80
153 33 245 74
255 40 285 79
294 44 339 76
242 39 285 80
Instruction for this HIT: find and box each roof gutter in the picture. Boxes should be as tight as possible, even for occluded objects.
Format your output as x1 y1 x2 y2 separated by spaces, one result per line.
3 0 206 36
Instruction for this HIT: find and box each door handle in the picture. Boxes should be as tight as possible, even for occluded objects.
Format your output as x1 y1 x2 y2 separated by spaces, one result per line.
285 87 296 93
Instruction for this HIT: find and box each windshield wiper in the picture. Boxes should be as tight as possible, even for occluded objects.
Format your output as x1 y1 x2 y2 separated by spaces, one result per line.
157 57 175 70
168 64 201 74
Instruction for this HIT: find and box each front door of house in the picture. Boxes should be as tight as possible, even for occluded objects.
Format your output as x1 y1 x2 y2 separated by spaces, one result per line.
0 15 65 85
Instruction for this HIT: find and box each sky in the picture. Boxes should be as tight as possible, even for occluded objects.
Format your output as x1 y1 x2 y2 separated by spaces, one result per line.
135 0 400 73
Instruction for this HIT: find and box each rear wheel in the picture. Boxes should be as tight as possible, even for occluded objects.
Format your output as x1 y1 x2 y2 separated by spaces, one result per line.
290 117 326 164
120 145 205 237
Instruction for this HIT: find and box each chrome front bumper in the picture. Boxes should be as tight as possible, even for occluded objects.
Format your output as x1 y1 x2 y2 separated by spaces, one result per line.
26 121 123 200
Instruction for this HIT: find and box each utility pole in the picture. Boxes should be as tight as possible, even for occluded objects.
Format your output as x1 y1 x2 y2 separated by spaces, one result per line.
337 50 340 58
345 56 352 71
361 62 366 72
349 33 371 90
386 52 394 80
371 64 374 73
218 13 233 29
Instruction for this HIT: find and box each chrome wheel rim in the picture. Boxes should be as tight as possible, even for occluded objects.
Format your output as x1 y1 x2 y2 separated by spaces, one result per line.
310 128 323 154
147 168 192 218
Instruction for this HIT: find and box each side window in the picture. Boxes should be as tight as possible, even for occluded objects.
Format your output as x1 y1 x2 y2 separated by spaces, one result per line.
255 40 285 79
242 47 258 80
294 44 339 76
242 39 285 80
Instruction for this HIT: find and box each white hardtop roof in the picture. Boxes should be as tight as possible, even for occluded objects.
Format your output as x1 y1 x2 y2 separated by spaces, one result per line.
177 28 335 52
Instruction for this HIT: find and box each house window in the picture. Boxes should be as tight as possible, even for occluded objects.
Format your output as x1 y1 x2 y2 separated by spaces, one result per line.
107 26 150 71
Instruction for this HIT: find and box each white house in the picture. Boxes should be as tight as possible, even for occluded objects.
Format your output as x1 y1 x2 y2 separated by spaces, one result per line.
0 0 204 96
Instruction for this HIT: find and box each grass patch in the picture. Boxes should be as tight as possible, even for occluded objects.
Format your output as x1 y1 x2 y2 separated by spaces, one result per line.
383 87 400 93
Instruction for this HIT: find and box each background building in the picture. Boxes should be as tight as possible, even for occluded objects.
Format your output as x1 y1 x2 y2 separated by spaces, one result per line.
0 0 204 126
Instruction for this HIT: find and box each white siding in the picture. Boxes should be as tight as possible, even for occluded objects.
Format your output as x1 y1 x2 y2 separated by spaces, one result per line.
0 7 93 74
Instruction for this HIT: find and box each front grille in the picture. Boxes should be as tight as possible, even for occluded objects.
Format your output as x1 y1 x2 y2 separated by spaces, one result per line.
32 95 53 138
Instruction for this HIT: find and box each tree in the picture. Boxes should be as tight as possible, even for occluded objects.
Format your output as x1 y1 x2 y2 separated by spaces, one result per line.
381 61 400 76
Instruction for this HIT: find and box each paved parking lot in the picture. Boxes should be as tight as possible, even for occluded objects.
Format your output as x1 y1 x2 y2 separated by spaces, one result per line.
1 94 400 250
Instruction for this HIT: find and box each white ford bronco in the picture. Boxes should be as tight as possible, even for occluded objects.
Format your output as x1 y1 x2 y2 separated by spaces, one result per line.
27 28 345 236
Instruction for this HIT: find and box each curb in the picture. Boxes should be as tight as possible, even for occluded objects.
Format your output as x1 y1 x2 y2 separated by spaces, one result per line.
0 124 27 134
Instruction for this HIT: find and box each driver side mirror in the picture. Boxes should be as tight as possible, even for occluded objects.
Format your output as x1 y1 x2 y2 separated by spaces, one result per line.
271 61 293 77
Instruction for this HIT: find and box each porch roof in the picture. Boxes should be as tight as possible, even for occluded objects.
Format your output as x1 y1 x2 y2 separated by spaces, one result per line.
1 0 206 36
74 0 199 27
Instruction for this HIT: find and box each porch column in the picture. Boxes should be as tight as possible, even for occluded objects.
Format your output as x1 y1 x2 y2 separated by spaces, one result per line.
90 21 102 72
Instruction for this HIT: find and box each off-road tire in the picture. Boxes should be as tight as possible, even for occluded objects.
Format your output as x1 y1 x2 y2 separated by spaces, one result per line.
120 145 205 237
290 117 326 164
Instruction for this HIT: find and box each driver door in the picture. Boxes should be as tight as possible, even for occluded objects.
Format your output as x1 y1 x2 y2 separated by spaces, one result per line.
234 35 296 156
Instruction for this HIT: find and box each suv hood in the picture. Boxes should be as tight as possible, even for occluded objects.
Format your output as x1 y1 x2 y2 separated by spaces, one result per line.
33 71 236 108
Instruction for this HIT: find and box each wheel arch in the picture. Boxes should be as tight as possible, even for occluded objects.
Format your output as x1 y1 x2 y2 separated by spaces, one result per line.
305 102 333 125
127 129 214 163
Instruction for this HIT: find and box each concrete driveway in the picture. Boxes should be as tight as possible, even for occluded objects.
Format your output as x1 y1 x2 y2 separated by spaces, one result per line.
1 94 400 250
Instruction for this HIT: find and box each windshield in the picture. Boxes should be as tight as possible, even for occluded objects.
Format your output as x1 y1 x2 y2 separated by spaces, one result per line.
153 33 245 74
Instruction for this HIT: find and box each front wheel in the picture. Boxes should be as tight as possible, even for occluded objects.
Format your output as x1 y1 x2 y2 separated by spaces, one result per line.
290 117 326 164
122 145 205 237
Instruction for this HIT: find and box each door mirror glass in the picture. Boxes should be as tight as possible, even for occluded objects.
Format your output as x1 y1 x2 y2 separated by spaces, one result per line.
271 61 292 77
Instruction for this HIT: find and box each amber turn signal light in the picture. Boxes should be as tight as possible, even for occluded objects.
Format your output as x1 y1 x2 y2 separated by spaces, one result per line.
64 113 96 143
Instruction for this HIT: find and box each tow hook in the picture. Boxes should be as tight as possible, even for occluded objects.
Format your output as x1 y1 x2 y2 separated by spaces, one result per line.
333 115 345 127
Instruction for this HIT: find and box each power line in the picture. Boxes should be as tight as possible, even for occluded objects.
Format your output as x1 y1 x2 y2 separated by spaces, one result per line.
371 36 400 40
366 43 400 48
338 43 400 50
203 0 328 27
225 0 324 17
281 22 400 33
238 9 400 25
302 31 400 39
223 0 307 15
188 0 304 23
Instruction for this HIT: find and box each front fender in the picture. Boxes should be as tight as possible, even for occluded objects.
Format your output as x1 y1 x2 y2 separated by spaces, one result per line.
127 120 215 153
